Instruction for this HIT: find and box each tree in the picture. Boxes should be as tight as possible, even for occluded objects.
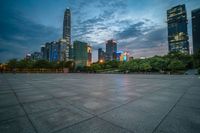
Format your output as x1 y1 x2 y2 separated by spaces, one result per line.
150 57 169 72
91 64 101 72
139 62 152 72
7 59 18 69
129 61 139 72
168 60 186 72
33 60 50 68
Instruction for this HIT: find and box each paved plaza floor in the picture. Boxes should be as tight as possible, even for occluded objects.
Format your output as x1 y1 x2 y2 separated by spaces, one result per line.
0 74 200 133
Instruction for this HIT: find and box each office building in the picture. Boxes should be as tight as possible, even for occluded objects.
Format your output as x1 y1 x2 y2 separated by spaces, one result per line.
167 4 189 53
98 48 105 63
63 8 71 46
73 41 92 68
106 39 117 61
31 52 42 60
192 8 200 54
40 46 45 59
87 46 92 66
115 51 129 62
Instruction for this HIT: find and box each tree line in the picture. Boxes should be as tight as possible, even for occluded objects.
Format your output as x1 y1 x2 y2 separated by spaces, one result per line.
84 51 200 74
1 51 200 74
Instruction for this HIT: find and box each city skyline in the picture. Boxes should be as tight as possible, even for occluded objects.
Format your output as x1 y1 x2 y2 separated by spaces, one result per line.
0 0 200 62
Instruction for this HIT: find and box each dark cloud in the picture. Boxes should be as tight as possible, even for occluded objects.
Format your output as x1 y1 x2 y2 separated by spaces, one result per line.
0 9 60 62
115 22 145 39
118 27 167 50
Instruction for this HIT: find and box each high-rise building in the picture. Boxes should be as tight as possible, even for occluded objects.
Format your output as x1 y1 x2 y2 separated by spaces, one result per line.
106 39 117 61
192 8 200 54
87 46 92 66
115 51 129 62
41 40 68 62
63 8 71 46
49 41 59 62
44 42 51 61
73 41 92 68
57 39 70 61
167 4 189 54
31 52 42 61
40 46 45 59
98 48 105 63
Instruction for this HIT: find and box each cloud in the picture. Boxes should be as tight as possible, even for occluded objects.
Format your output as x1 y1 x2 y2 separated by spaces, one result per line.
0 10 60 62
115 22 145 39
117 27 168 57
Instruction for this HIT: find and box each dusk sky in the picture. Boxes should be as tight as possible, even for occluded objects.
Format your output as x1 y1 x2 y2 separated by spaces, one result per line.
0 0 200 62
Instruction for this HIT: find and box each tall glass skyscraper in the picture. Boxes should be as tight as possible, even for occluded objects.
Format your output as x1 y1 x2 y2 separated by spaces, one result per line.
192 8 200 54
106 39 117 61
63 8 71 44
63 8 72 61
167 4 189 54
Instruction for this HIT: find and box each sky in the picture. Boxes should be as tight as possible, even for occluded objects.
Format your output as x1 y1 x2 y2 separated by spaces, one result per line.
0 0 200 62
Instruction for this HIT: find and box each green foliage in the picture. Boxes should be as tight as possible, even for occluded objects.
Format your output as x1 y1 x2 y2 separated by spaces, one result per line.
139 62 152 72
90 64 101 72
149 56 169 71
33 60 50 68
7 59 18 69
6 59 75 71
167 60 186 72
4 51 200 73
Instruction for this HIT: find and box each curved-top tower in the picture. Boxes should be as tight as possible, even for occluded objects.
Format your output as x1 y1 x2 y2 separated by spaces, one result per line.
63 8 71 45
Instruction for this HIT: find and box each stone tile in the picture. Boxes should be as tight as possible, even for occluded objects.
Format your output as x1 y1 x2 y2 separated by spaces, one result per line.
0 116 36 133
0 93 19 107
18 93 53 103
1 74 200 133
62 96 119 115
23 99 65 114
29 106 93 133
57 117 131 133
100 98 177 133
0 105 25 122
154 106 200 133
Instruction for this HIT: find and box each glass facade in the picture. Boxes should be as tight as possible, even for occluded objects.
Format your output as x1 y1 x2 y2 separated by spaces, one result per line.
98 48 105 62
73 41 92 68
63 9 71 45
192 8 200 54
63 8 71 61
167 4 189 54
106 39 117 61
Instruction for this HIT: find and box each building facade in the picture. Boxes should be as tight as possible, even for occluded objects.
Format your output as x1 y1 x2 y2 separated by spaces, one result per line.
31 52 42 60
87 46 92 66
63 8 71 46
167 4 189 54
98 48 105 63
73 41 92 68
115 51 129 62
106 39 117 61
192 8 200 54
41 40 68 62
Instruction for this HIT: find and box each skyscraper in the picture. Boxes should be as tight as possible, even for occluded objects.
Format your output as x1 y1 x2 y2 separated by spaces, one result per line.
63 8 72 61
167 4 189 54
98 48 105 63
63 8 71 45
192 8 200 54
87 46 92 66
106 39 117 61
73 41 92 68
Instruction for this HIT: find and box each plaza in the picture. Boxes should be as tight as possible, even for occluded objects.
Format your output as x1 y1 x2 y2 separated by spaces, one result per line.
0 74 200 133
